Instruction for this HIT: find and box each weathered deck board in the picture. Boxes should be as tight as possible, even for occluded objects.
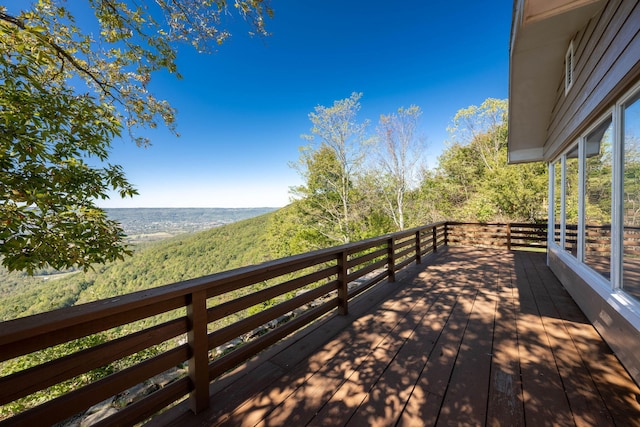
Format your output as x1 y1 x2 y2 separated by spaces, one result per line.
486 252 525 427
162 247 640 427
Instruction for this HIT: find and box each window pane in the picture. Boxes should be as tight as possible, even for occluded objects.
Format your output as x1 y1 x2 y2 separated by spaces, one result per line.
585 118 613 279
623 92 640 302
565 146 579 255
554 161 562 245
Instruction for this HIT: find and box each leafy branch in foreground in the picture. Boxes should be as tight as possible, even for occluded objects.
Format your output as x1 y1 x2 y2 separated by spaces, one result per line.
0 1 273 273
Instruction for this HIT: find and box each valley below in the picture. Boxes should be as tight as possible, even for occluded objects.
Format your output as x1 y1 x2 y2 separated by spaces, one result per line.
105 207 276 243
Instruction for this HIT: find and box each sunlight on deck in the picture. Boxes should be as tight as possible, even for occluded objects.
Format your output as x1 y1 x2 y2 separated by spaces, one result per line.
162 247 640 427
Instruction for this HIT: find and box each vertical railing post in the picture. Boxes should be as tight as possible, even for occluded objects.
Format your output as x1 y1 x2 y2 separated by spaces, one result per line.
432 225 438 253
388 237 396 282
506 223 512 250
416 230 422 264
444 222 449 246
337 250 349 315
187 290 209 414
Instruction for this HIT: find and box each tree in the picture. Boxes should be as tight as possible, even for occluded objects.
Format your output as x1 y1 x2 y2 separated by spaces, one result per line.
292 93 370 245
447 98 507 173
0 1 273 273
375 105 425 230
430 142 484 215
421 98 548 222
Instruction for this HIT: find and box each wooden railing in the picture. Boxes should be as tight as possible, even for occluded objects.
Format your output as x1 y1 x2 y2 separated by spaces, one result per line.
0 221 544 426
446 222 547 250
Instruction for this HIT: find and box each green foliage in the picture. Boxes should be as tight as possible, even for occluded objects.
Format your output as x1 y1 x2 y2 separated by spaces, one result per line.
267 203 317 258
0 270 90 321
0 33 136 273
292 93 371 245
420 99 548 223
75 213 275 304
0 1 273 274
287 96 548 253
0 212 277 321
375 105 425 230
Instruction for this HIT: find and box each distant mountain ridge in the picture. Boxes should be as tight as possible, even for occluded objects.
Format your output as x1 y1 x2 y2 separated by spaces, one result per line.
105 207 277 242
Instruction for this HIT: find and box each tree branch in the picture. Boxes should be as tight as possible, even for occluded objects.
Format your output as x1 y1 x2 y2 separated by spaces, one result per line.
0 11 119 99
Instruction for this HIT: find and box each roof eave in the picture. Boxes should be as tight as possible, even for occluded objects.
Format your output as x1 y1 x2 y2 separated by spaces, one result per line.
507 0 606 164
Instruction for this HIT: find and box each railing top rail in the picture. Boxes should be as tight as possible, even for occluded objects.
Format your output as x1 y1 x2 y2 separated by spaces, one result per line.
0 222 446 347
446 221 547 227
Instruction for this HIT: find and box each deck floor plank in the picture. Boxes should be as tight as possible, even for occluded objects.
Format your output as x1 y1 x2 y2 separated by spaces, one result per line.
163 247 640 427
528 253 640 426
395 290 477 426
340 285 468 427
214 267 441 426
261 284 441 426
521 252 614 427
513 253 577 426
486 254 525 427
435 259 502 426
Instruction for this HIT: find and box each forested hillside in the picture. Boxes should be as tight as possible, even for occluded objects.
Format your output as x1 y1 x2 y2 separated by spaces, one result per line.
0 212 276 321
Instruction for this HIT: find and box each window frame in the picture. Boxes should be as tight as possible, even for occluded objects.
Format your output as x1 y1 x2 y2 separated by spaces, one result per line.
618 86 640 298
549 80 640 309
580 113 614 280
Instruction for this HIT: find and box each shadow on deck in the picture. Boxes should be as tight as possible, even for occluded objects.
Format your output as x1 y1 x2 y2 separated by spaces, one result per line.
158 247 640 426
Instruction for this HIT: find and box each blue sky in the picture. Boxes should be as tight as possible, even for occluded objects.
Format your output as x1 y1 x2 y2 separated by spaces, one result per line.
101 1 513 208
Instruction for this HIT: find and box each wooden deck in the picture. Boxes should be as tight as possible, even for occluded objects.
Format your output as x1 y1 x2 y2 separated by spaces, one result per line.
160 247 640 427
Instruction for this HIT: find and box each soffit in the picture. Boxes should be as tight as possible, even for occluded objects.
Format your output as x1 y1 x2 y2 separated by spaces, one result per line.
508 0 605 163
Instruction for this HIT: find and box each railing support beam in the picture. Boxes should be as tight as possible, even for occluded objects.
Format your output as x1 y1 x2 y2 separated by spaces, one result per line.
444 223 449 246
432 226 438 253
388 237 396 282
416 230 422 264
337 251 349 315
187 290 209 414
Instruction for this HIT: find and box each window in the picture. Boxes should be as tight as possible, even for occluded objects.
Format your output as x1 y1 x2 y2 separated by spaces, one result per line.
584 117 613 279
550 83 640 306
565 41 574 95
565 145 579 255
553 160 562 246
623 92 640 302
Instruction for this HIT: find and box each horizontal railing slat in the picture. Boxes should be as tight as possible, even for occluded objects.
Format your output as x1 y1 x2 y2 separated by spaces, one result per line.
347 258 387 283
395 256 415 271
395 246 415 260
207 265 338 324
203 252 338 300
92 377 192 427
208 299 338 380
394 238 415 250
347 247 387 269
0 296 188 362
0 317 188 405
0 345 189 427
207 281 336 350
348 270 389 299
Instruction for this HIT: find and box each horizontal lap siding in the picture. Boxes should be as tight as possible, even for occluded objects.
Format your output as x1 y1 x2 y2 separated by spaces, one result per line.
545 0 640 160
